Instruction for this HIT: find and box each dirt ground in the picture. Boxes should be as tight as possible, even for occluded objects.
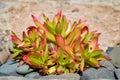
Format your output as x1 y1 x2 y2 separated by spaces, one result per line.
0 0 120 51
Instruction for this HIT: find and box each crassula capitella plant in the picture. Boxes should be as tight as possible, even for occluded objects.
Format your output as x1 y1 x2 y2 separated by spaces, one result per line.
10 11 111 75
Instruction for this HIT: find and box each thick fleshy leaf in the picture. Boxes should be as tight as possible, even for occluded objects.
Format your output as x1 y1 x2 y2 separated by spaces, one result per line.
53 11 62 24
55 21 61 34
11 48 23 58
11 31 22 44
22 31 30 42
88 58 100 67
77 19 86 28
65 46 74 58
81 26 89 42
80 59 84 72
27 53 45 65
89 38 98 52
97 54 111 61
58 50 70 66
90 50 103 58
27 26 37 40
32 15 46 31
66 27 81 46
42 13 48 21
79 43 85 53
55 15 67 34
46 31 55 42
45 19 56 34
55 34 65 49
91 30 101 39
83 33 92 43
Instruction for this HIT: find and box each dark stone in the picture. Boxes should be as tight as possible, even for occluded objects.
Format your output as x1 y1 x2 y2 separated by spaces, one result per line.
109 46 120 68
115 69 120 79
25 72 41 79
16 64 34 75
100 60 116 71
80 68 115 80
106 47 114 54
40 73 80 80
0 59 21 76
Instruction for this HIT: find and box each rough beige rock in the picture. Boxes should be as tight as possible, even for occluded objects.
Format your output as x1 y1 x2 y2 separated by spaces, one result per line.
0 0 120 52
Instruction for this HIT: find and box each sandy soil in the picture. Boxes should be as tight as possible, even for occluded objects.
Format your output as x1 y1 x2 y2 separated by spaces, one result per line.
0 1 120 51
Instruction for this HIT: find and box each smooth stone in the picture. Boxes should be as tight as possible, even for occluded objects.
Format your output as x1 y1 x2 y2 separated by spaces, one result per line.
115 69 120 79
109 46 120 68
0 59 21 76
100 60 116 71
80 68 115 80
40 73 80 80
16 64 34 75
25 72 40 79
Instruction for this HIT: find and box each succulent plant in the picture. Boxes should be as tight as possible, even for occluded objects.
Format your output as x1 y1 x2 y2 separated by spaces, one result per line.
11 11 111 75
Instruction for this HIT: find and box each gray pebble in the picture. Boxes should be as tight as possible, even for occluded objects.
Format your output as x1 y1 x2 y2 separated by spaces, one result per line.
100 60 116 71
25 72 41 79
115 69 120 79
109 46 120 68
16 64 34 75
0 59 21 76
80 67 115 80
40 73 80 80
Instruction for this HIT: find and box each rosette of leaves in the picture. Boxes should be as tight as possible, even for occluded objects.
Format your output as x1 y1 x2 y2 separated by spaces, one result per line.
11 11 111 75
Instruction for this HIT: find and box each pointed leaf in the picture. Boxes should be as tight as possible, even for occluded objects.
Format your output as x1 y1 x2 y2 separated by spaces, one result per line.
55 34 65 49
66 27 81 45
11 31 22 44
90 50 103 58
81 26 89 42
32 15 46 31
88 58 100 67
46 31 55 42
45 20 56 34
22 31 30 42
11 48 23 58
89 38 98 52
80 59 85 72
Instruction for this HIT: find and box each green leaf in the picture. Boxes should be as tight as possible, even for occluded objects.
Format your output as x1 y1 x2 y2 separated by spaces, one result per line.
46 31 55 42
88 58 100 67
64 21 76 38
83 33 91 43
23 41 31 47
58 50 70 66
31 30 36 42
64 69 69 73
30 55 44 65
46 20 56 34
36 38 41 48
32 15 45 30
11 48 23 58
46 59 54 66
56 15 67 34
66 27 81 46
22 32 30 42
97 54 111 61
90 50 103 58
